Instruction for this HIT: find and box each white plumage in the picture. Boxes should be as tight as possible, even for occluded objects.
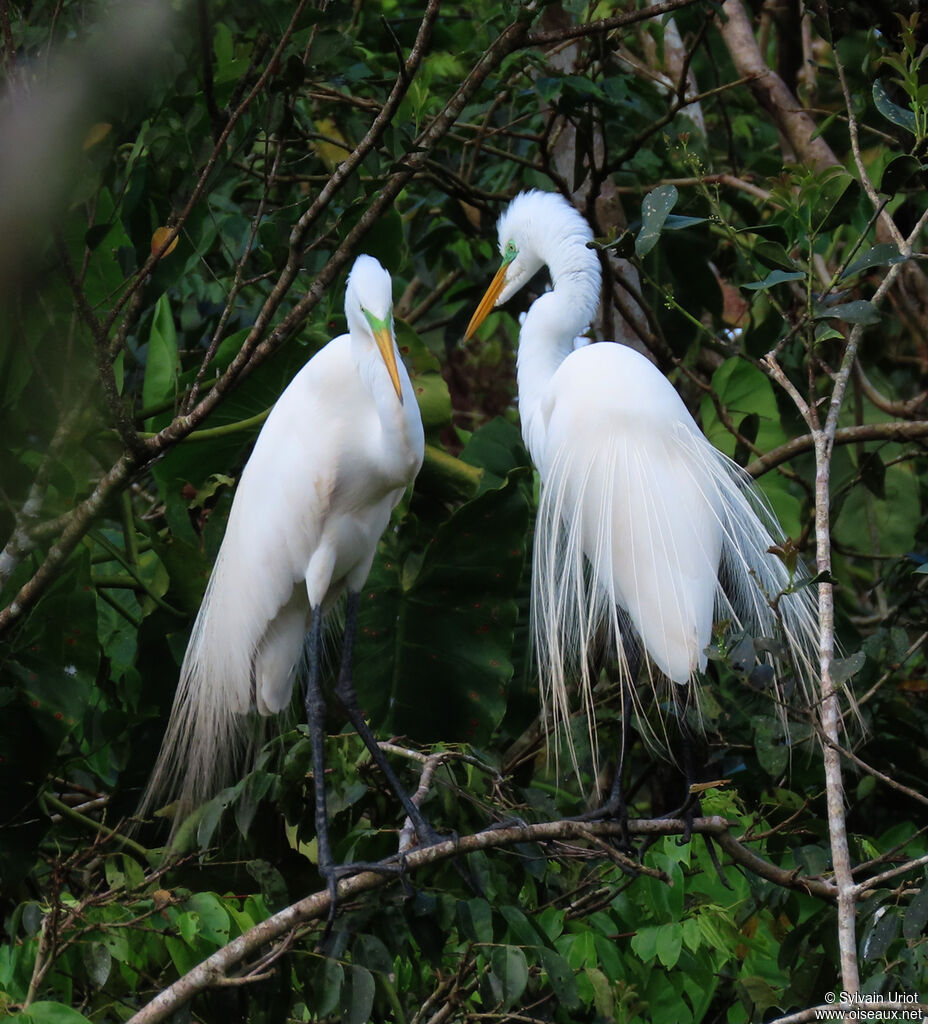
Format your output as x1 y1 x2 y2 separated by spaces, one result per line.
146 254 424 820
467 191 818 761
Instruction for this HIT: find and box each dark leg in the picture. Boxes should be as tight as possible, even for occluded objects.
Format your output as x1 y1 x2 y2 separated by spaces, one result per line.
304 605 339 916
675 699 698 844
334 592 440 848
575 637 640 853
664 685 730 887
306 603 412 940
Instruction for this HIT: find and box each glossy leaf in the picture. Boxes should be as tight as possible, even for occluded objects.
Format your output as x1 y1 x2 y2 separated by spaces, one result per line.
873 79 917 133
636 184 679 257
813 299 881 325
355 466 530 743
741 268 804 290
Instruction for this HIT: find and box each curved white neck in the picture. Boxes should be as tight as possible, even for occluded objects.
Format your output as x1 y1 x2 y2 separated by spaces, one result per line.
516 240 601 461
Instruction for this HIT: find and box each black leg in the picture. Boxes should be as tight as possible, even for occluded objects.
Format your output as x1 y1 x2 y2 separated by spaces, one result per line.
575 635 640 853
334 592 440 848
602 658 638 817
675 695 698 844
306 602 415 941
666 687 730 887
303 605 340 923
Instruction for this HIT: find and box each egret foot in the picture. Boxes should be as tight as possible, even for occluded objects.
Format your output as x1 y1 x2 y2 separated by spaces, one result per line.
572 679 636 855
318 854 413 945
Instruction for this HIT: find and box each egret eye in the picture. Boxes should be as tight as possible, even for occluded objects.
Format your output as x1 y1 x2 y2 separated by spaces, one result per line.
503 239 518 263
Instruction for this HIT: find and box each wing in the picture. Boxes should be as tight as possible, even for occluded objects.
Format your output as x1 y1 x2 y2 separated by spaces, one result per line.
144 336 361 815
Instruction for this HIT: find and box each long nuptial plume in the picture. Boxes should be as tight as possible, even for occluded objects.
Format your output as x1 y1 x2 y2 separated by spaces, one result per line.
466 190 823 775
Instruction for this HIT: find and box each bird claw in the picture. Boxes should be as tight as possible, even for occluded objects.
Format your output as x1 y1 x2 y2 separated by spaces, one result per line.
318 854 413 945
572 789 637 856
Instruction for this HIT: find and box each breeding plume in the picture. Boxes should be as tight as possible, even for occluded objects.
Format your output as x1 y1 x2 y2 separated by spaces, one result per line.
466 191 818 761
145 255 428 862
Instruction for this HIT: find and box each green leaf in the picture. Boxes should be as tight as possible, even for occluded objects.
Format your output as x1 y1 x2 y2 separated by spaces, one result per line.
752 715 788 777
81 942 112 989
661 213 708 230
142 294 179 425
737 975 781 1015
832 651 867 685
245 859 289 912
314 957 344 1017
835 463 920 556
396 320 452 434
537 948 580 1009
460 416 530 491
457 897 494 943
752 240 799 272
859 450 886 499
489 945 529 1008
814 173 859 234
353 933 394 975
741 269 804 291
234 770 274 837
635 184 679 257
630 924 658 961
813 300 881 325
355 465 530 744
500 905 543 947
16 1002 93 1023
340 964 375 1024
585 966 614 1018
737 223 789 245
873 79 917 134
186 892 230 945
879 154 922 194
699 357 799 533
903 881 928 939
655 922 683 968
841 243 906 278
862 909 900 960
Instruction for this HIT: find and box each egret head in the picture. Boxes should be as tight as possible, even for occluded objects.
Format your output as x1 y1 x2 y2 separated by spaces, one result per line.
346 254 403 401
465 191 589 340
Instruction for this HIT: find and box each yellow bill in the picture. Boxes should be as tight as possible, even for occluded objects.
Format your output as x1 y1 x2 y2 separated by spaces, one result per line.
465 261 510 340
363 310 404 402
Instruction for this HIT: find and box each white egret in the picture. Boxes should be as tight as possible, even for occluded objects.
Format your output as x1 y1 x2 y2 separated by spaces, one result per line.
465 190 818 782
144 254 429 876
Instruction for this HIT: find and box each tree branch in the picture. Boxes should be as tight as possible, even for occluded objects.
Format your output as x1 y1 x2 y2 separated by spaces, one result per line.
125 815 835 1024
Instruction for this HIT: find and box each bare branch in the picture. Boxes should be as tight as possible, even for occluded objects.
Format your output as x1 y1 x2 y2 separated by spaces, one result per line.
125 815 835 1024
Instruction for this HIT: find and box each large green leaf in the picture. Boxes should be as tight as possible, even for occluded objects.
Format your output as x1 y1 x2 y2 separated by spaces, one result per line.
142 294 179 425
834 463 919 556
354 466 530 743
